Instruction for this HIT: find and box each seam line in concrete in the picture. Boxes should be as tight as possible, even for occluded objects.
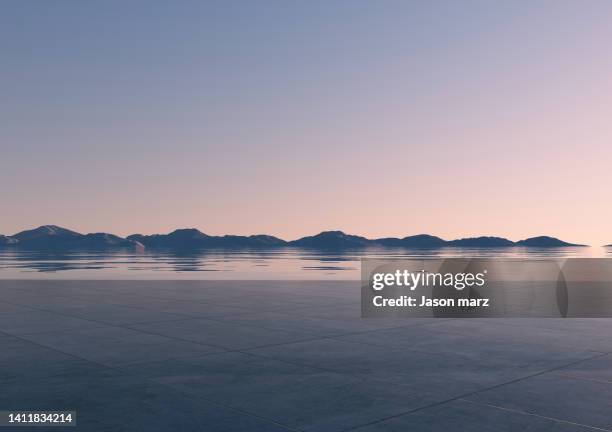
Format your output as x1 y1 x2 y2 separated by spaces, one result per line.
458 398 612 432
340 351 609 432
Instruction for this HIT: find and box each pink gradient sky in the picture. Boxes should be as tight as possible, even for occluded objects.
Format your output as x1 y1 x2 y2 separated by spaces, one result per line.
2 1 611 245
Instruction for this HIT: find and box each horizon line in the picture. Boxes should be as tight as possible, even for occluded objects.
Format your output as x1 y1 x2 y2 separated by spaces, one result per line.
2 224 609 247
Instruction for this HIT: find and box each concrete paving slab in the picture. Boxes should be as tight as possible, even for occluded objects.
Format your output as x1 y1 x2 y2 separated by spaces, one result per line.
20 326 224 367
0 334 114 384
48 303 190 325
0 310 106 336
247 338 544 397
552 353 612 383
128 318 317 350
0 374 293 431
0 302 35 313
425 319 612 352
100 297 256 318
336 325 598 369
352 399 594 432
121 351 443 431
211 310 407 336
466 372 612 430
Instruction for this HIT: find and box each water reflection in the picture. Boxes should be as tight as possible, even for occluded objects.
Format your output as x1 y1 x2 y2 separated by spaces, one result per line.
0 247 610 279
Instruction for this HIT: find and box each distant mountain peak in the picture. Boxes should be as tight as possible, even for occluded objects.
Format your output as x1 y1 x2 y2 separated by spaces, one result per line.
516 236 583 247
167 228 209 238
316 230 348 236
374 234 446 248
14 225 82 241
448 236 515 247
403 234 442 240
34 225 78 234
6 226 141 250
129 228 285 249
288 230 370 248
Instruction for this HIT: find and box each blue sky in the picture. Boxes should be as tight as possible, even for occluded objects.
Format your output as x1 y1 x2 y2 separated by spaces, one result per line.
2 1 612 243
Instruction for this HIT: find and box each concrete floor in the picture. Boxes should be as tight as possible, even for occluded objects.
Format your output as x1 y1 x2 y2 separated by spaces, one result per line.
0 280 610 431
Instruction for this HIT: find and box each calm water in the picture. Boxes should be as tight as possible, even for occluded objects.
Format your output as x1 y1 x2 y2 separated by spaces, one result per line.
1 247 610 279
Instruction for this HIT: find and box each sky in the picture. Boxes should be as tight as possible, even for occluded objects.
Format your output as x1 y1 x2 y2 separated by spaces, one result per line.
2 0 612 244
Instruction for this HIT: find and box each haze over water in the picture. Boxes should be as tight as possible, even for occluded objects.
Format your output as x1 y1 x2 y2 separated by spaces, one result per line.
1 247 609 280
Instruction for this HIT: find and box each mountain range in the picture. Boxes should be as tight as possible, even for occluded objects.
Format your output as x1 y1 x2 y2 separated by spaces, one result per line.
0 225 588 250
0 226 141 250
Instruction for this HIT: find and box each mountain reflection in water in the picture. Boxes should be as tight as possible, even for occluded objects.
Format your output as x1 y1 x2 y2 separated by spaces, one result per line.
0 247 609 280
